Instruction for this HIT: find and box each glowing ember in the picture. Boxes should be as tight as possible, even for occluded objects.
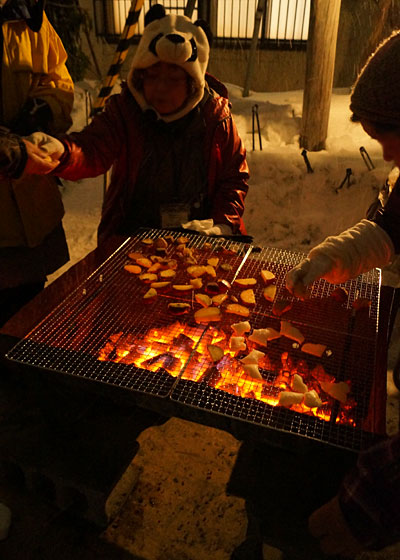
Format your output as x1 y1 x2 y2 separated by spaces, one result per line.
97 322 356 426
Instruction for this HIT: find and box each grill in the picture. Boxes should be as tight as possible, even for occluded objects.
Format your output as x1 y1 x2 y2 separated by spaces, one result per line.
6 228 383 452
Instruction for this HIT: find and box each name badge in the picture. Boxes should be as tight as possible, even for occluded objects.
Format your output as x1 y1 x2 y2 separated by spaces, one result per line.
160 203 190 229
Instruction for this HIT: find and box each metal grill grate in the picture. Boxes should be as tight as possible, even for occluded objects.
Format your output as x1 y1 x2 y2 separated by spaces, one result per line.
7 229 381 450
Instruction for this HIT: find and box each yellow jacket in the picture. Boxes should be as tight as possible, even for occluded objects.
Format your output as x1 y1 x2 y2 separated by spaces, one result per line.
0 12 74 248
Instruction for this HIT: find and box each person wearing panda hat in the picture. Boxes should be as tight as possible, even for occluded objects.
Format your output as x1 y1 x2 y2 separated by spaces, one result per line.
27 3 249 242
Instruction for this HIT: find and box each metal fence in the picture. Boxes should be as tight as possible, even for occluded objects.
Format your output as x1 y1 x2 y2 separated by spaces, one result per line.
93 0 309 49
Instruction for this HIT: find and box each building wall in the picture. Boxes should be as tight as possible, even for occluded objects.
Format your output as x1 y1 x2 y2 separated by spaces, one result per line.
78 0 394 92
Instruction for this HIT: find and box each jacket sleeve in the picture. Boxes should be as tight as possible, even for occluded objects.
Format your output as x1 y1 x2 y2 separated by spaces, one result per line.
27 13 74 133
210 115 249 234
0 127 27 179
373 177 400 254
54 95 125 181
338 432 400 550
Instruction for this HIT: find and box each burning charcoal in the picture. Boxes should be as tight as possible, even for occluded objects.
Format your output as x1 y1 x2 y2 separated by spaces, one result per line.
330 287 348 303
244 391 257 400
219 383 241 396
296 359 309 377
272 299 293 317
142 352 171 367
174 333 195 351
161 354 181 371
280 351 294 372
198 366 222 387
310 364 334 384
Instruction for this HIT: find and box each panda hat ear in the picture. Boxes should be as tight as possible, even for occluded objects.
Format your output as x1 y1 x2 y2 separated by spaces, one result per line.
194 19 213 48
144 4 166 27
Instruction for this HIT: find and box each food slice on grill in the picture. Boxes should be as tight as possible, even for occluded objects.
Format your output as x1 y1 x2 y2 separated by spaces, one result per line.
139 273 158 283
205 265 216 277
352 297 372 310
207 257 219 268
292 373 308 393
155 237 168 249
240 349 265 365
160 269 176 279
194 307 221 323
212 293 228 306
240 289 256 305
319 381 350 403
230 336 246 352
195 293 212 308
150 281 171 289
226 303 250 317
279 391 304 406
143 287 157 300
248 327 280 346
168 302 191 315
261 270 275 285
176 236 190 245
190 278 203 289
173 284 194 291
242 363 262 380
231 320 251 335
148 262 162 273
136 257 153 268
304 390 323 408
124 264 142 274
187 265 206 278
263 285 277 303
280 321 305 344
207 344 224 362
142 238 154 245
272 299 292 316
128 251 143 260
234 278 257 286
301 342 327 357
220 263 232 272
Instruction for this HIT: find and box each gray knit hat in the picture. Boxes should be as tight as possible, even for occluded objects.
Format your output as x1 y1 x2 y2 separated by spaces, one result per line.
350 30 400 126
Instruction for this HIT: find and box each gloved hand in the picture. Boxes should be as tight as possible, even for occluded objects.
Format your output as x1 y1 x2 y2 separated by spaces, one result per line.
25 131 65 160
181 219 233 236
22 139 61 175
286 219 394 299
285 255 333 299
308 496 364 558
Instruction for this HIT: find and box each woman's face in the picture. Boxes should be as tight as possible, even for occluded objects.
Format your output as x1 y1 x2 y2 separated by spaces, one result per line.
361 120 400 167
142 62 190 115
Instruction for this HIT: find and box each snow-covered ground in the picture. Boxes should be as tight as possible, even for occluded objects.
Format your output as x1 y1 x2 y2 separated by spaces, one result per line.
47 80 394 284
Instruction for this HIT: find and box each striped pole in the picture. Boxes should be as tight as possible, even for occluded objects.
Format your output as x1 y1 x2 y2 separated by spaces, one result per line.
91 0 145 115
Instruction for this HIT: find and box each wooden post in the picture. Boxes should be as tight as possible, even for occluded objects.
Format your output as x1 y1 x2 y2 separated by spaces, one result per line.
243 0 266 98
300 0 342 151
184 0 196 18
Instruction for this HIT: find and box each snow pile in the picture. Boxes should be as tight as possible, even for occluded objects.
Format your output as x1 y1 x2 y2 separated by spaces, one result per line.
47 80 393 283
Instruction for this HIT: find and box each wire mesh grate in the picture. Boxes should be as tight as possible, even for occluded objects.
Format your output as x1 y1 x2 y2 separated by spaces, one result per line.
7 229 381 450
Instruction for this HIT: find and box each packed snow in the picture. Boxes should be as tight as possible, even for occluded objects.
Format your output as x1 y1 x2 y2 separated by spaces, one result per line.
47 80 395 284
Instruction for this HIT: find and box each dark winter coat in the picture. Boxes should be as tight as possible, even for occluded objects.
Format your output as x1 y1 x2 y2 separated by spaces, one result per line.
55 77 249 243
373 176 400 253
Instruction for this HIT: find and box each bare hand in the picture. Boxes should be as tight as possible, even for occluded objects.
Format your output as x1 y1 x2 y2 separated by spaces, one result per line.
22 139 60 175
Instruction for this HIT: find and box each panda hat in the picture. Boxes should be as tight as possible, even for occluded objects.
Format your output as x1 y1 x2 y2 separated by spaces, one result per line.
128 4 211 122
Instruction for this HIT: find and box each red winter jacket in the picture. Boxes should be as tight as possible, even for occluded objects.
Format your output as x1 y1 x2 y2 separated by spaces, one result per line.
55 78 249 243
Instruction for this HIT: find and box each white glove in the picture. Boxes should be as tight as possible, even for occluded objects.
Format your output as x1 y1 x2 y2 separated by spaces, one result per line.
181 219 233 236
286 219 394 298
25 131 65 160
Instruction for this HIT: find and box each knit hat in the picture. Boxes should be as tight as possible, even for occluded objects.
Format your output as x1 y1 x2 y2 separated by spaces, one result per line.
127 4 211 123
350 30 400 126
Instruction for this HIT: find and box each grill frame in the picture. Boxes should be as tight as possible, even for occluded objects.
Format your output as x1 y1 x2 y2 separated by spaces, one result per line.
6 228 383 452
